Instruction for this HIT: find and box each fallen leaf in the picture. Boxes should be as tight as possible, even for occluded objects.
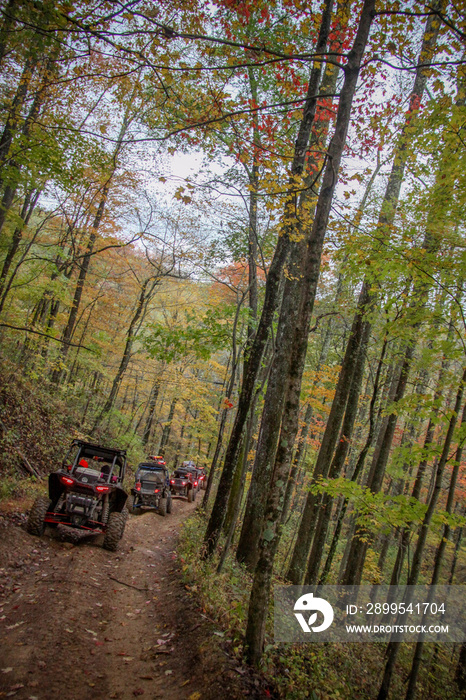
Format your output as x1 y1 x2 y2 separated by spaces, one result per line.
188 693 202 700
6 622 25 630
2 668 13 674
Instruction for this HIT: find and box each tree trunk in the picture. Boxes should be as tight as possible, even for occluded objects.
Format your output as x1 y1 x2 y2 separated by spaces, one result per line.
218 412 256 572
237 42 346 570
244 0 376 663
203 0 336 555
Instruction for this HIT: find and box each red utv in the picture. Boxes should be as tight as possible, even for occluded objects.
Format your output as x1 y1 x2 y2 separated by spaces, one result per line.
181 460 207 490
169 466 198 502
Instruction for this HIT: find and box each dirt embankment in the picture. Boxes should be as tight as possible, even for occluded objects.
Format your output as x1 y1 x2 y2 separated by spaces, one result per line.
0 500 271 700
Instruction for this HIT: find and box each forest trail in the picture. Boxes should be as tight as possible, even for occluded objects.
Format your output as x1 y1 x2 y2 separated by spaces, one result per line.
0 500 264 700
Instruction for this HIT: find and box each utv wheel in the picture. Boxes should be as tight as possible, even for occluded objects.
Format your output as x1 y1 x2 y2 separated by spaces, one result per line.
103 512 126 551
26 496 51 536
166 496 172 514
187 489 193 503
127 496 138 515
158 498 167 517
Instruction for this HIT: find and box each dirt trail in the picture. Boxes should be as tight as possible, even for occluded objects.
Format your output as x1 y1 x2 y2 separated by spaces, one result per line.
0 500 268 700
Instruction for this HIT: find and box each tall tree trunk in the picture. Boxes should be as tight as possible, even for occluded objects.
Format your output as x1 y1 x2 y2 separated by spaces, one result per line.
286 49 432 582
203 0 336 555
51 184 111 383
218 412 256 572
279 274 343 526
244 0 376 663
224 410 256 535
236 13 344 569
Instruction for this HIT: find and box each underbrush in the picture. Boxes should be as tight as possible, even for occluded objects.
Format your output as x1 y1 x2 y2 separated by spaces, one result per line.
0 362 74 478
0 359 145 507
0 473 44 507
177 511 463 700
178 510 254 655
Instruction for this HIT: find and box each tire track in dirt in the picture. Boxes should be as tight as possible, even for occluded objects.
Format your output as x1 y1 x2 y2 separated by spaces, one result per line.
0 500 267 700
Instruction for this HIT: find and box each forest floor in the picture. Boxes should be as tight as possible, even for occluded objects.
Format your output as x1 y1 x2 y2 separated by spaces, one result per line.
0 498 272 700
